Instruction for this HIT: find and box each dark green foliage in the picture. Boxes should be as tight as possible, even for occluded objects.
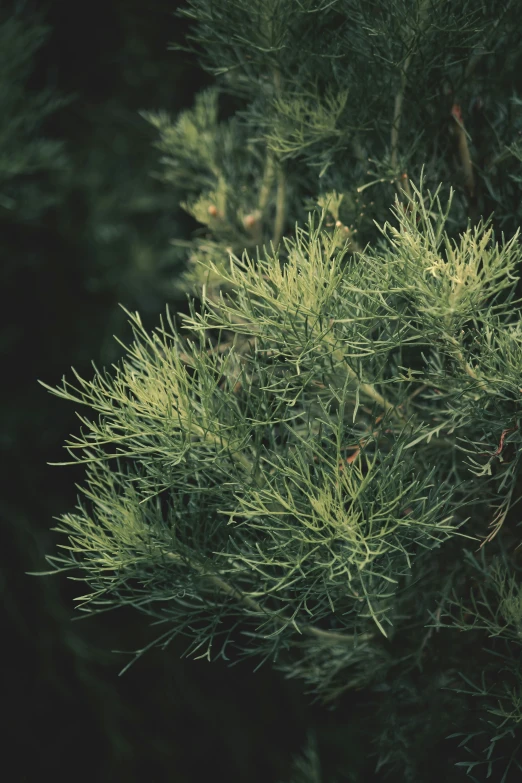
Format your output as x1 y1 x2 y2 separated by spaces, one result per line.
0 7 68 218
39 1 522 781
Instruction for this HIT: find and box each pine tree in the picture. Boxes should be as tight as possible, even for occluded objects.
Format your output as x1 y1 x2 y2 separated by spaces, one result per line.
40 1 522 780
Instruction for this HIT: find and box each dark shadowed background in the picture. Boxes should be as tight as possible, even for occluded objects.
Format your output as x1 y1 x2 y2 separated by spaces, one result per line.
0 2 374 781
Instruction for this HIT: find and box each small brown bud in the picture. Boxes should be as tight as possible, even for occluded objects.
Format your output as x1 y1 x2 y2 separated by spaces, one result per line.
335 219 343 228
208 205 218 217
243 210 262 230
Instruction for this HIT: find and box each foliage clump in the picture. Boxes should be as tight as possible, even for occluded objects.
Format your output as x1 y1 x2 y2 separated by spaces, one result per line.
42 1 522 780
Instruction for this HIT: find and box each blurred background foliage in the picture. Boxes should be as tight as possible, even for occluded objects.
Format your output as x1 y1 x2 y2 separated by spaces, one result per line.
0 1 343 780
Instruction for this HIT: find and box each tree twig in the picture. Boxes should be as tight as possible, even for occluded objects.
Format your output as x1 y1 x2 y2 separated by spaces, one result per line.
272 166 286 247
165 551 368 645
451 103 475 200
390 0 430 200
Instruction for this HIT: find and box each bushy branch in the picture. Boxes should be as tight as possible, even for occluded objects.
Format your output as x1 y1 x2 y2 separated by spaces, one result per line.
40 1 522 778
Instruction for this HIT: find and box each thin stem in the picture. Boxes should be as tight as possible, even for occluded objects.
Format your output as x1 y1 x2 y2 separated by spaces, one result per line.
257 67 285 245
258 148 276 215
390 53 412 176
272 166 287 247
391 55 415 204
390 0 430 199
271 68 286 248
165 551 368 645
187 420 256 474
451 104 475 200
330 345 408 424
443 332 491 393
